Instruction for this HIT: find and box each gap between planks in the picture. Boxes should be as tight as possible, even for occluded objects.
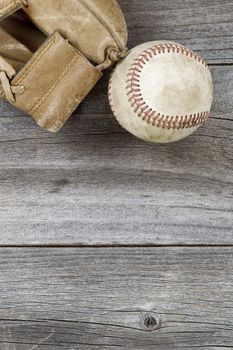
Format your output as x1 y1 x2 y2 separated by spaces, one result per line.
1 243 233 248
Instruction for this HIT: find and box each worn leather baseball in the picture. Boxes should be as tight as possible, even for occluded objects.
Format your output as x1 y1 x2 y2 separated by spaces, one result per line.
109 41 214 143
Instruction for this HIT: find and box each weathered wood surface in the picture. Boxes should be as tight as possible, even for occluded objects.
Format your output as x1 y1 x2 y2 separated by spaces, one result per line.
0 1 232 245
0 1 233 348
0 68 232 244
0 248 233 349
124 0 233 64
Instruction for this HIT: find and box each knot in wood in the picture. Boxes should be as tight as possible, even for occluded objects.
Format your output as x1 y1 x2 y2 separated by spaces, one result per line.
143 313 161 332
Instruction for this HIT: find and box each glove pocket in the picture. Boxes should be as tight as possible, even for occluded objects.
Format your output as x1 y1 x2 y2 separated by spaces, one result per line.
10 31 103 132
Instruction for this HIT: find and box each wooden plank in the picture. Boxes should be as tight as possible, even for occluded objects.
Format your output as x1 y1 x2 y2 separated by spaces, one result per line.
0 66 232 245
121 0 233 64
0 247 233 349
0 0 232 245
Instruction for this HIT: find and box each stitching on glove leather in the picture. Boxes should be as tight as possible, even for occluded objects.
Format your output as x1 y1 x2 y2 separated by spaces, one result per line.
14 36 56 85
0 0 21 16
43 60 91 131
35 55 82 131
30 54 79 115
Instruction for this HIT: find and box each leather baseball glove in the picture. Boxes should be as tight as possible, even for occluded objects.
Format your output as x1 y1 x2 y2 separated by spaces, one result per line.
0 0 128 132
0 26 32 69
0 12 45 69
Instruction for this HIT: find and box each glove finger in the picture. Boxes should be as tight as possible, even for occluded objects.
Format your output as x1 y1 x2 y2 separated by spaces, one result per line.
23 0 128 67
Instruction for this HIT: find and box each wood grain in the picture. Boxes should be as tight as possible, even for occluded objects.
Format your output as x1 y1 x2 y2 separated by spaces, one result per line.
0 1 233 348
121 0 233 64
0 66 232 245
0 247 233 349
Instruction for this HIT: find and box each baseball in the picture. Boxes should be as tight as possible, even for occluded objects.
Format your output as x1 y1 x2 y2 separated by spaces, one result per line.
108 41 214 143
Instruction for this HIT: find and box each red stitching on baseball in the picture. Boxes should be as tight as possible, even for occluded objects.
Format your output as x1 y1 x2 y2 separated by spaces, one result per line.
126 44 211 130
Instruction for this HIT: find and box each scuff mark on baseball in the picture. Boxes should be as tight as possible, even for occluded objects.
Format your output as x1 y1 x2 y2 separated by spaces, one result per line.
108 41 214 143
